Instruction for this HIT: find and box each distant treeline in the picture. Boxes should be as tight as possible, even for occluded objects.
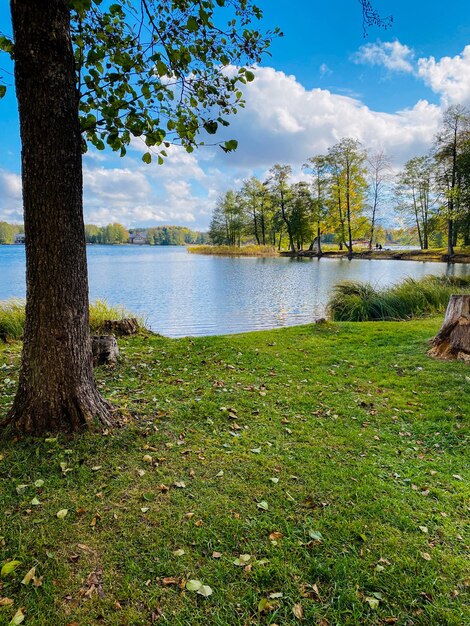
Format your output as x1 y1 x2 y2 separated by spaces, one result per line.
85 223 209 245
0 221 208 246
0 222 24 244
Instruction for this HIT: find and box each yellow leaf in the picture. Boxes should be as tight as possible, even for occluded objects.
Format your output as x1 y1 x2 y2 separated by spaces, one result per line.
293 603 304 619
21 567 36 586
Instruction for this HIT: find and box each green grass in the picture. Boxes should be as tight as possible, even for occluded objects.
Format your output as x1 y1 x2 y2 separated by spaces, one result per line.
188 244 277 256
0 300 143 341
328 275 470 321
0 319 468 625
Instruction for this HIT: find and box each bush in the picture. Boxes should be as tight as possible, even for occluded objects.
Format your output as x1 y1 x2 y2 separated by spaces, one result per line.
0 299 143 341
328 275 470 322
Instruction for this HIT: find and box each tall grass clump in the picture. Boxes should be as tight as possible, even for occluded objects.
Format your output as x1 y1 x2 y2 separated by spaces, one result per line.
188 244 277 256
0 299 144 341
328 275 470 321
0 299 26 340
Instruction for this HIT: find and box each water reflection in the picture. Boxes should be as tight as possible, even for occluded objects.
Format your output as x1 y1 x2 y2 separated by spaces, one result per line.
0 245 468 337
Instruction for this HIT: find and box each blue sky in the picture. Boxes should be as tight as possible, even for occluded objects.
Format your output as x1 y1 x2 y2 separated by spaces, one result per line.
2 0 470 229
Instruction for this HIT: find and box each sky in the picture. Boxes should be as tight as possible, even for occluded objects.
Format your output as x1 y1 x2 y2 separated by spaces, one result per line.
2 0 470 230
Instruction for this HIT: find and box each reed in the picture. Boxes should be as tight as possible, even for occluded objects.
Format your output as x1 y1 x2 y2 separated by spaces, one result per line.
328 275 470 321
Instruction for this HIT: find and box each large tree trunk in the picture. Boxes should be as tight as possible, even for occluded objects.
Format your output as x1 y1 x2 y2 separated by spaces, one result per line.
428 295 470 362
6 0 112 433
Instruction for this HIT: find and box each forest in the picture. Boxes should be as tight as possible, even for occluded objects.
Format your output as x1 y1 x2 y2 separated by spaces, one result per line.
209 106 470 255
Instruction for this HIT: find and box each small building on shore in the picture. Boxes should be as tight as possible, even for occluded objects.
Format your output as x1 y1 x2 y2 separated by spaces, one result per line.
129 231 149 245
14 233 25 244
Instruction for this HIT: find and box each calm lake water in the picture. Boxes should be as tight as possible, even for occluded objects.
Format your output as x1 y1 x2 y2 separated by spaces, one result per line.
1 245 468 337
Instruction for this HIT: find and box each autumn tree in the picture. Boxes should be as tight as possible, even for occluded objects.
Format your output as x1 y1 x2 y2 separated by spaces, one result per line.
433 105 470 255
267 164 295 252
0 0 276 433
303 155 330 255
327 138 368 256
395 156 436 250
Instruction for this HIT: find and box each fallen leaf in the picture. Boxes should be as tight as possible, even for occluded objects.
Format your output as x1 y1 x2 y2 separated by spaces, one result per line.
212 551 222 559
419 526 428 534
56 509 68 520
0 598 13 606
269 477 279 484
365 596 379 609
308 530 323 542
162 577 179 585
257 501 268 511
30 498 40 506
173 549 185 557
233 554 251 566
421 552 431 561
185 579 202 591
1 561 21 577
258 598 274 613
292 603 304 619
269 592 283 599
9 608 25 625
215 470 224 477
34 479 44 488
197 585 213 597
269 531 284 541
21 567 36 586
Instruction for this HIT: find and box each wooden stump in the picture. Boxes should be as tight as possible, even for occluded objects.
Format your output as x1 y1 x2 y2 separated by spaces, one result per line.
92 335 119 366
102 318 140 336
428 295 470 362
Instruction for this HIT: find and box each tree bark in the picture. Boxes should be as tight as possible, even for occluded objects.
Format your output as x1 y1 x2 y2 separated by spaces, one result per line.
428 295 470 362
6 0 112 433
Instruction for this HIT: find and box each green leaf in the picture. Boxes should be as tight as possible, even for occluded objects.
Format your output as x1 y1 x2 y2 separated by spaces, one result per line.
186 17 198 32
30 497 40 506
257 500 268 511
56 509 68 519
186 579 202 591
308 530 323 542
245 70 255 82
197 584 213 597
9 608 25 626
142 152 152 164
34 479 44 488
222 139 238 153
365 596 380 609
1 561 21 577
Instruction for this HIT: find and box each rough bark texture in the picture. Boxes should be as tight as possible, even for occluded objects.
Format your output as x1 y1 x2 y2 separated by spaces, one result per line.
6 0 112 433
428 295 470 362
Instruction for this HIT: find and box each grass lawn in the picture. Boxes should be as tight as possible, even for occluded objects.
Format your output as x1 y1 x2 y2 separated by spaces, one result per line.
0 319 468 625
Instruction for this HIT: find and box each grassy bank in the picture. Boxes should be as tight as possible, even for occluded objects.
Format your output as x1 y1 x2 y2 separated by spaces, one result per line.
328 275 470 322
0 319 468 625
0 300 142 341
188 244 277 256
283 247 470 263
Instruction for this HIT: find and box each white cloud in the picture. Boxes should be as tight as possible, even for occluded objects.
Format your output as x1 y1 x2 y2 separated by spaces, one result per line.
0 169 22 222
210 66 441 168
417 45 470 105
353 40 415 73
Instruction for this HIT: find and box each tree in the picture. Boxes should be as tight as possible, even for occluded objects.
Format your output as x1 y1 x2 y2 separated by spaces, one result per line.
433 105 470 255
327 138 368 257
209 190 245 246
0 221 17 244
395 156 436 250
303 155 330 255
1 0 276 433
267 164 295 252
366 149 392 250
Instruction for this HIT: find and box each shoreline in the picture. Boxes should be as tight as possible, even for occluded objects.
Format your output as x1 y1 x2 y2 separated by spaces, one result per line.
280 249 470 263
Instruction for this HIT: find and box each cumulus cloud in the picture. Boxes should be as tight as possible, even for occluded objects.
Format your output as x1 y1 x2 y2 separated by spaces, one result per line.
417 45 470 105
0 169 22 222
353 40 415 73
210 66 441 169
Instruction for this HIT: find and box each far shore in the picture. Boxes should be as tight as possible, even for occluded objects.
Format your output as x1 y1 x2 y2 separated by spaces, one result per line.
188 244 470 263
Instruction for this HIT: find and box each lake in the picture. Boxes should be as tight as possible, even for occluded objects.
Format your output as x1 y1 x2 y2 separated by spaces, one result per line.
1 245 468 337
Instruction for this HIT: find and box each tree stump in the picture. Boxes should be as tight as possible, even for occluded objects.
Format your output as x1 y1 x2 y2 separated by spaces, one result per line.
428 295 470 362
92 335 119 366
103 318 140 336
